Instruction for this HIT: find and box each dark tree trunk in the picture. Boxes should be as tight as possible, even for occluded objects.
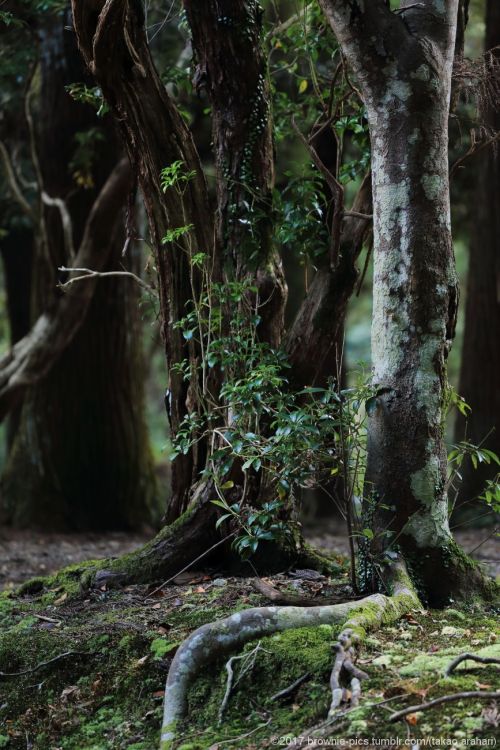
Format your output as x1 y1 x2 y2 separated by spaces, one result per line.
455 0 500 506
184 0 287 349
0 223 33 447
0 8 157 530
73 0 214 522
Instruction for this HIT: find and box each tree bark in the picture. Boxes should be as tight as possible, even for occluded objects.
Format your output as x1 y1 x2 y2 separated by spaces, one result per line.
184 0 287 349
72 0 214 521
455 0 500 506
0 8 157 530
0 222 33 446
319 0 490 604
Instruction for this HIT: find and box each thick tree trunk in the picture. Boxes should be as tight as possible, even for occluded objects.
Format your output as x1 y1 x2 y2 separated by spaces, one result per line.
0 223 33 447
184 0 287 349
319 0 492 604
73 0 214 522
0 9 157 530
455 0 500 506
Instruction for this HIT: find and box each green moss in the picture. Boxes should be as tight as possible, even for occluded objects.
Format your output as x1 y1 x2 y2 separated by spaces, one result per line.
399 643 500 677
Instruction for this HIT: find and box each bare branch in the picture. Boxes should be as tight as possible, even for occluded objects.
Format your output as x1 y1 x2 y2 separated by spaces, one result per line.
445 652 500 677
0 140 35 220
390 691 500 723
58 266 156 296
450 130 500 179
42 192 76 262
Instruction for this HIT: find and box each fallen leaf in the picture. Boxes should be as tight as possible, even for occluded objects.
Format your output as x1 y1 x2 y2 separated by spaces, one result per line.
54 592 68 605
133 655 149 668
194 586 206 593
476 682 492 690
151 603 161 610
405 713 419 726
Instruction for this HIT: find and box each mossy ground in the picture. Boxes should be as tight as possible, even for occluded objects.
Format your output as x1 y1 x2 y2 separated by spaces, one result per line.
0 563 498 749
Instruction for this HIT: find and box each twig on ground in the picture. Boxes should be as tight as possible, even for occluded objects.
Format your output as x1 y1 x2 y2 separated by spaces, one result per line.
389 691 500 722
144 533 235 600
32 613 62 625
270 672 311 702
0 651 90 679
445 652 500 677
219 642 265 722
209 718 271 749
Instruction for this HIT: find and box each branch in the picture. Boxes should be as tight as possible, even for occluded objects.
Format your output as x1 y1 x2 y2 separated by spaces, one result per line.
58 266 156 296
0 651 90 679
450 131 500 179
0 140 35 220
42 192 76 262
292 117 344 268
389 691 500 723
445 652 500 677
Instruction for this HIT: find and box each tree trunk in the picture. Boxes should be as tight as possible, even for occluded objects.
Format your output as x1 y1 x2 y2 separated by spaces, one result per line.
0 222 33 447
319 0 491 605
0 8 157 530
455 0 500 506
73 0 215 522
184 0 287 349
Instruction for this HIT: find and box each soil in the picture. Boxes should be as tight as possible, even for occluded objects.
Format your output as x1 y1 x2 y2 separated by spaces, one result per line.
0 522 498 591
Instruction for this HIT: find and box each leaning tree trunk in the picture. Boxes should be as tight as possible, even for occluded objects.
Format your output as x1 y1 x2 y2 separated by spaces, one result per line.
455 0 500 506
0 7 157 530
319 0 492 605
73 0 214 522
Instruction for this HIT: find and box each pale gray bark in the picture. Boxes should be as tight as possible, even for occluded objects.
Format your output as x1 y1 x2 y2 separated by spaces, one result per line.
318 1 484 602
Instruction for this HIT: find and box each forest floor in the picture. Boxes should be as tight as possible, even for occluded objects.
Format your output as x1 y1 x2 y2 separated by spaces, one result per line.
0 526 498 750
1 524 499 590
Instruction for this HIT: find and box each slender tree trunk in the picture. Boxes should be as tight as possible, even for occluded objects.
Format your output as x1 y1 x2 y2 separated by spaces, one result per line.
455 0 500 506
0 8 157 530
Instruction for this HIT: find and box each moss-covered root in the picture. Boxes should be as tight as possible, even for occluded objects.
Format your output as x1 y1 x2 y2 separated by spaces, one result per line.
160 560 419 749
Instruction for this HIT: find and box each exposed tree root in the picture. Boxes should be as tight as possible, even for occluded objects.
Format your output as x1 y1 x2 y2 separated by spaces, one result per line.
218 642 266 723
389 691 500 723
160 559 419 748
328 627 368 715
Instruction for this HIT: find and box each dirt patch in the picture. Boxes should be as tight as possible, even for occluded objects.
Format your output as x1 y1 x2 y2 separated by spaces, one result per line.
0 529 150 590
0 522 498 592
